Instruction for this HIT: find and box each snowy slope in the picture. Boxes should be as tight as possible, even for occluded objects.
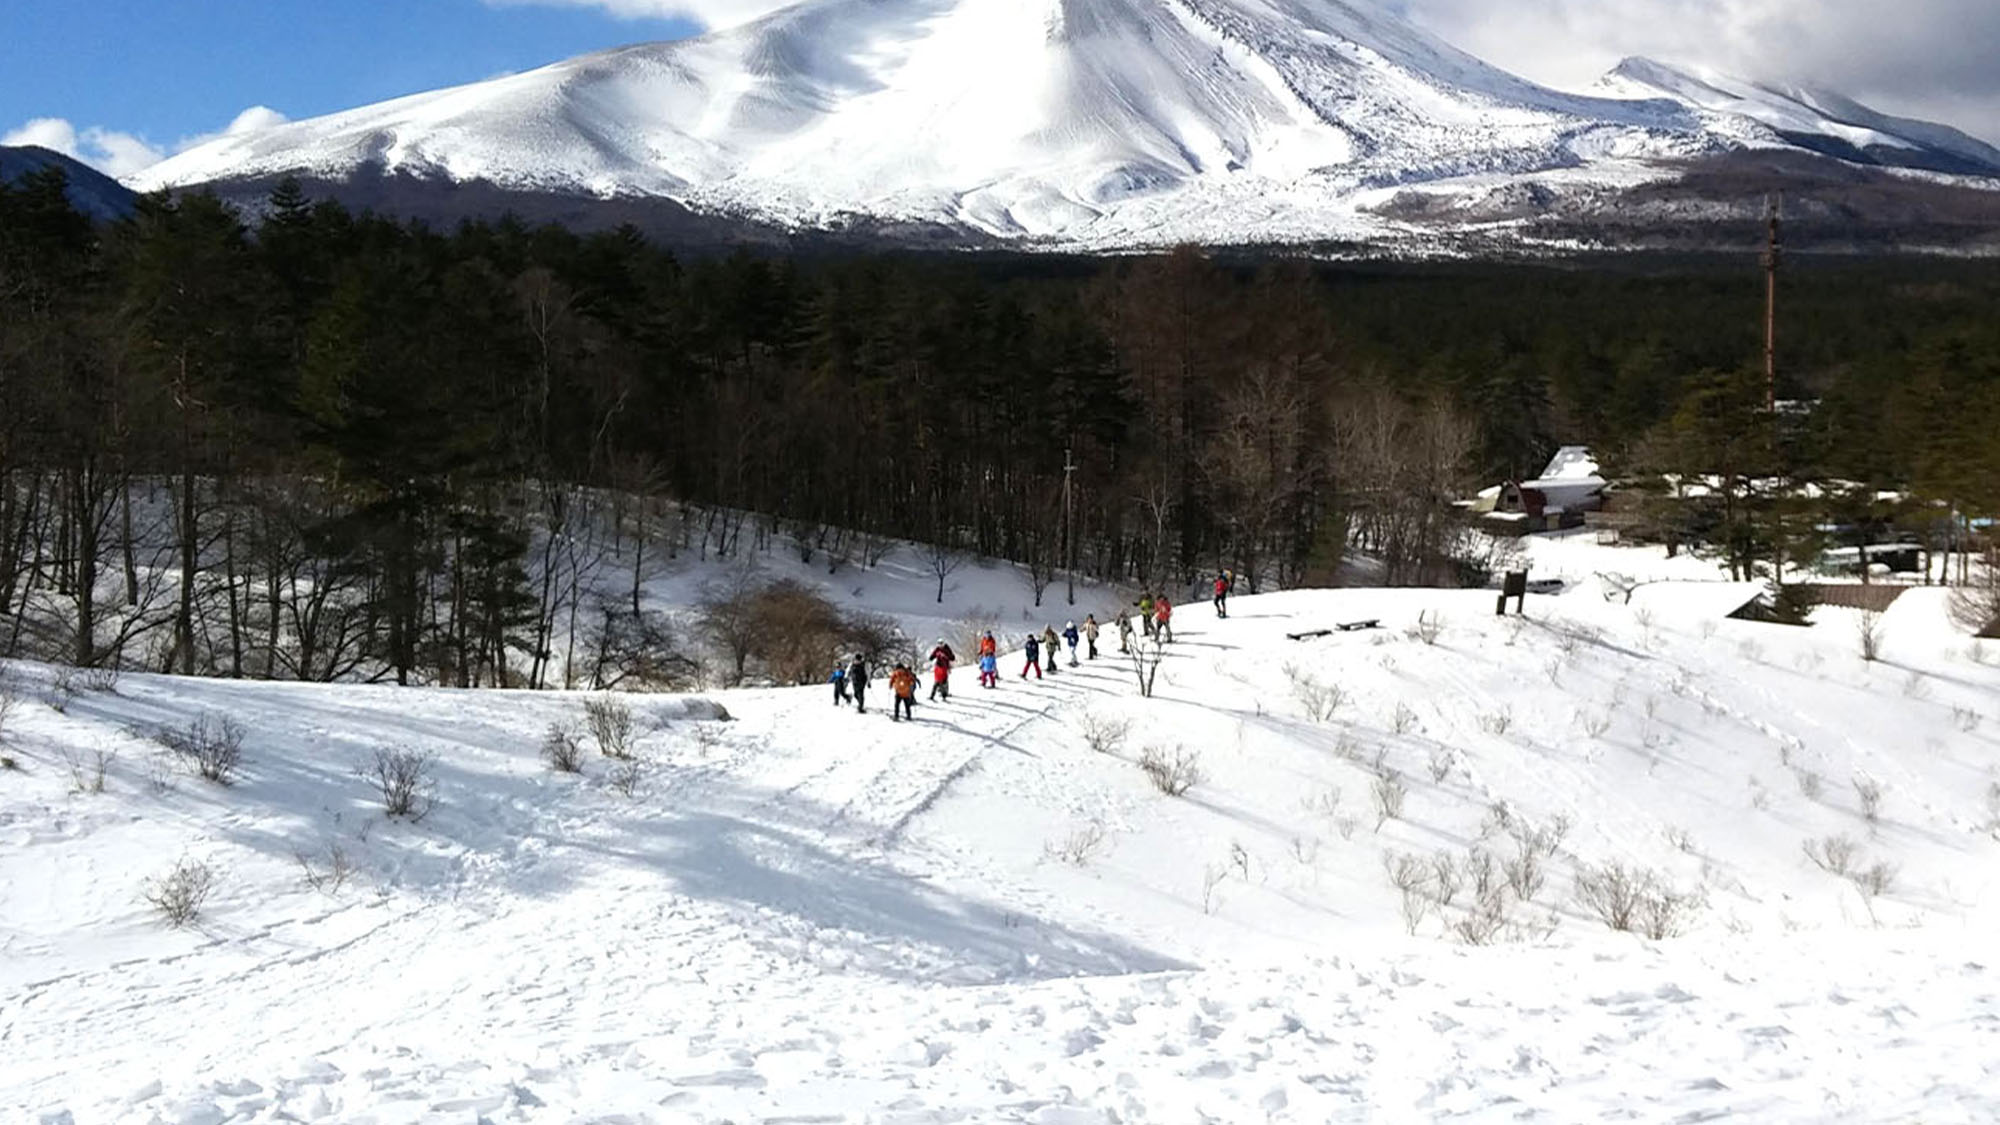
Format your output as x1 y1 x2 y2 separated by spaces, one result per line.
1599 57 2000 176
7 543 2000 1120
130 0 1728 247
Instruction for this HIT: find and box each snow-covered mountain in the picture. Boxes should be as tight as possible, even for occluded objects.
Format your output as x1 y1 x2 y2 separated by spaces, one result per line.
129 0 2000 249
1599 57 2000 177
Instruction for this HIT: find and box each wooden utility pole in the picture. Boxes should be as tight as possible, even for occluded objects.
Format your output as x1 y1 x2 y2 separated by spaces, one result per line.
1062 446 1077 606
1762 193 1782 412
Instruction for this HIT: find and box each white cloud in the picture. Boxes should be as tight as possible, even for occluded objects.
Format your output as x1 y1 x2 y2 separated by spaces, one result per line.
3 105 290 181
484 0 793 29
2 116 166 178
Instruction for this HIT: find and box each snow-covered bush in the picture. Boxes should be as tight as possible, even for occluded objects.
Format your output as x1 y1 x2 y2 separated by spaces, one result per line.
1139 744 1201 797
63 747 115 795
1574 862 1699 938
608 756 646 798
1079 712 1132 756
1857 610 1885 662
1044 822 1108 867
584 696 635 759
143 856 218 928
368 747 436 819
1853 776 1885 828
1392 701 1420 735
542 724 586 774
295 843 356 895
1849 860 1898 900
154 713 245 785
1803 834 1858 875
1284 663 1347 723
1370 770 1408 830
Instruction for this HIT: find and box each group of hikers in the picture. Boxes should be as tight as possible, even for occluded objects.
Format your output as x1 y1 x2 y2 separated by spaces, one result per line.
826 570 1238 722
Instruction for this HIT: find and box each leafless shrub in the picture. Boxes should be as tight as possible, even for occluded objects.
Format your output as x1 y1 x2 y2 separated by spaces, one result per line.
608 755 646 798
143 856 217 928
62 746 116 794
1477 707 1513 737
368 747 436 819
1044 822 1109 867
1384 851 1430 893
1412 610 1444 646
77 666 120 693
1796 768 1824 801
1803 834 1859 875
1301 785 1343 819
1201 863 1228 915
1955 707 1984 734
1425 747 1455 784
1633 606 1657 632
1857 610 1884 662
1901 672 1932 701
1468 848 1499 901
1371 770 1408 830
1573 862 1647 932
1229 840 1253 882
1139 744 1202 797
542 723 586 773
1289 836 1322 867
154 713 245 785
1399 885 1430 935
1503 847 1545 902
1853 776 1884 827
1556 630 1581 658
584 696 636 759
1288 668 1348 724
1429 852 1463 907
1543 657 1565 686
0 673 20 742
1452 890 1511 946
1637 885 1702 940
144 756 177 794
1664 826 1698 855
1850 861 1899 899
1391 702 1421 736
1080 712 1132 757
295 843 356 896
1579 709 1612 739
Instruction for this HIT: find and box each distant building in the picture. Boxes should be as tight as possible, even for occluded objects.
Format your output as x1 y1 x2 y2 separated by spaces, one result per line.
1471 446 1608 533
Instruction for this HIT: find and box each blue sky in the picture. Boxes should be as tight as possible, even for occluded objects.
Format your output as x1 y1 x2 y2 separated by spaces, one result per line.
1 0 700 176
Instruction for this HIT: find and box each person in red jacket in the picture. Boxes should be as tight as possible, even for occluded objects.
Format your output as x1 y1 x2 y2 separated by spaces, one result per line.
928 639 956 702
1155 594 1174 643
1213 572 1230 618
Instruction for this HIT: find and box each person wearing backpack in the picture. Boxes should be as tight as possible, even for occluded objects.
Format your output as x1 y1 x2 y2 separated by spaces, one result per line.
889 663 919 722
847 653 871 714
1155 595 1174 643
1117 611 1135 654
1021 632 1043 679
1083 614 1100 660
1041 625 1062 675
1138 592 1156 638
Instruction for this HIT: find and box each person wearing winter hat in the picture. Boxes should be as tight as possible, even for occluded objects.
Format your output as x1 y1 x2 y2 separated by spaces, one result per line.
1041 625 1062 675
1063 620 1081 667
928 637 956 702
1083 614 1100 660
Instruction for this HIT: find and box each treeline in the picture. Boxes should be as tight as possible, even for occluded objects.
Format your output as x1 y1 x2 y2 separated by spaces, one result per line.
3 167 1998 683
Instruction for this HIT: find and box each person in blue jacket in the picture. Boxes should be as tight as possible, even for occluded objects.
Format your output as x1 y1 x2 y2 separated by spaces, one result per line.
1063 621 1081 667
831 661 849 707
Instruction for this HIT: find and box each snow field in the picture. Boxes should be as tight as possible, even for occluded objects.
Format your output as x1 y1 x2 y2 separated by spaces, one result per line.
4 547 2000 1121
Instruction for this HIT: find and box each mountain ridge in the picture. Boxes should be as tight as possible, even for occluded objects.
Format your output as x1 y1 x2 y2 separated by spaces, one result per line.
127 0 2000 251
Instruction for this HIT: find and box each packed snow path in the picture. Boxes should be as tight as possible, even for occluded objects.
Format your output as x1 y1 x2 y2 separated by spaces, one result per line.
4 585 1999 1122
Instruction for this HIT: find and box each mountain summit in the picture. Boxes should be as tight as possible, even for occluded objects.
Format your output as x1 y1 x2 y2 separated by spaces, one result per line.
131 0 2000 250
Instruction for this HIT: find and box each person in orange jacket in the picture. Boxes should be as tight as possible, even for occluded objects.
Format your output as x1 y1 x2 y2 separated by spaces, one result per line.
889 663 919 722
1155 594 1174 643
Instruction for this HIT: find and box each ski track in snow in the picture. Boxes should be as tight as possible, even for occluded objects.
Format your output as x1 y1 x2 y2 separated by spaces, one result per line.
6 543 2000 1121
